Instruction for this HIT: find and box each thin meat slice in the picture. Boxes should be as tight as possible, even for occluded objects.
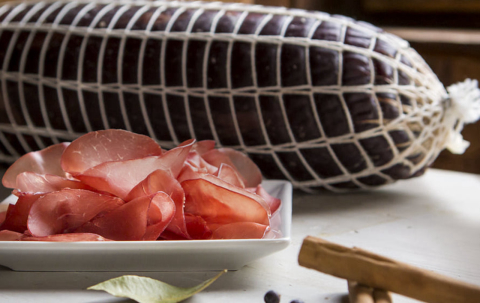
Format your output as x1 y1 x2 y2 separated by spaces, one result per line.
160 139 195 178
22 233 112 242
0 230 24 241
75 193 174 241
77 140 194 200
216 163 245 188
192 140 216 155
264 208 282 239
253 185 281 214
185 214 212 240
182 177 270 226
187 173 271 217
159 214 212 240
177 163 209 185
126 169 188 238
185 151 218 174
143 192 176 240
1 193 42 233
15 172 91 194
2 143 70 189
75 195 150 241
27 189 124 237
61 129 164 175
0 209 6 225
201 148 263 187
210 222 269 239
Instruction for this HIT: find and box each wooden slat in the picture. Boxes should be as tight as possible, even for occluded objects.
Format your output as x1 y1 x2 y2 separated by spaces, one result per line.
385 27 480 45
255 0 291 7
363 0 480 13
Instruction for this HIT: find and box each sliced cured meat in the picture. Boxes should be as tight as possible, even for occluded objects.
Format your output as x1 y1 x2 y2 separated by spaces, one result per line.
15 172 91 194
0 230 23 241
77 140 194 200
74 195 150 241
22 233 112 242
126 169 188 238
0 128 280 242
1 193 42 233
182 177 270 226
0 207 6 225
264 209 282 239
201 148 263 187
200 149 236 170
216 163 245 188
177 162 210 184
61 129 164 175
159 214 212 240
218 148 263 187
27 189 124 237
185 151 219 174
185 214 212 240
2 143 70 189
160 139 195 178
252 184 281 214
76 193 174 241
143 192 176 240
210 222 269 239
192 140 216 155
125 169 179 201
192 173 270 216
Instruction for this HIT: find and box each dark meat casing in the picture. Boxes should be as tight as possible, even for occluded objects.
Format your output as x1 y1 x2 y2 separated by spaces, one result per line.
0 0 453 191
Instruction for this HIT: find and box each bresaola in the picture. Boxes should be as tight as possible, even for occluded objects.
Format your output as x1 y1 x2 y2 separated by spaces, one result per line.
0 130 281 242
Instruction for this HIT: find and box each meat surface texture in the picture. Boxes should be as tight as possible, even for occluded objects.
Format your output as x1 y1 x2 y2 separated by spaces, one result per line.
0 0 456 191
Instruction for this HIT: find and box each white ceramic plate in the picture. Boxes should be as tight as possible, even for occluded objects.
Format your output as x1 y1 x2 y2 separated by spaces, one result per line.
0 180 292 272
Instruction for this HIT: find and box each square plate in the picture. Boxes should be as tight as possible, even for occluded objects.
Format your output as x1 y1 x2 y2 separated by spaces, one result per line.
0 180 292 272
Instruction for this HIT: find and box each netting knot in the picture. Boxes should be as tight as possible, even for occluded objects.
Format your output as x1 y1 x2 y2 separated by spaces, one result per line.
445 79 480 154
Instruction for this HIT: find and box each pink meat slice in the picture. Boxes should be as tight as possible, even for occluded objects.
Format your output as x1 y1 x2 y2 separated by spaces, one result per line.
201 148 262 187
0 230 24 241
182 151 218 175
74 195 150 241
76 193 174 241
216 163 245 188
177 163 207 185
22 233 112 242
185 214 212 240
2 143 70 189
61 129 164 175
76 140 194 200
186 151 218 172
1 193 42 233
159 214 212 240
126 169 188 238
192 140 216 155
252 185 281 214
143 192 176 240
15 172 91 194
210 222 269 239
161 139 195 177
27 189 124 237
182 177 270 226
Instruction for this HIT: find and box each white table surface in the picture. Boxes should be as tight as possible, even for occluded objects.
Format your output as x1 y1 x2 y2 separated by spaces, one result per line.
0 168 479 303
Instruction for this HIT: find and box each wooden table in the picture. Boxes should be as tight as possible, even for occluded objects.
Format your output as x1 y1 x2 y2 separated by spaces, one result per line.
0 168 479 303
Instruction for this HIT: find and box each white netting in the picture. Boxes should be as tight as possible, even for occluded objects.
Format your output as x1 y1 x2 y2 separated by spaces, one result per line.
0 0 477 191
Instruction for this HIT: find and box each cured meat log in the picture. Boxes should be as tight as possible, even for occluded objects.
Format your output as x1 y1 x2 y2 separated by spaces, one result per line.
0 0 478 191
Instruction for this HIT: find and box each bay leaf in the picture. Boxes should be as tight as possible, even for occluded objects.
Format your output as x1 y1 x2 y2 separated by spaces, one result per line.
87 269 227 303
